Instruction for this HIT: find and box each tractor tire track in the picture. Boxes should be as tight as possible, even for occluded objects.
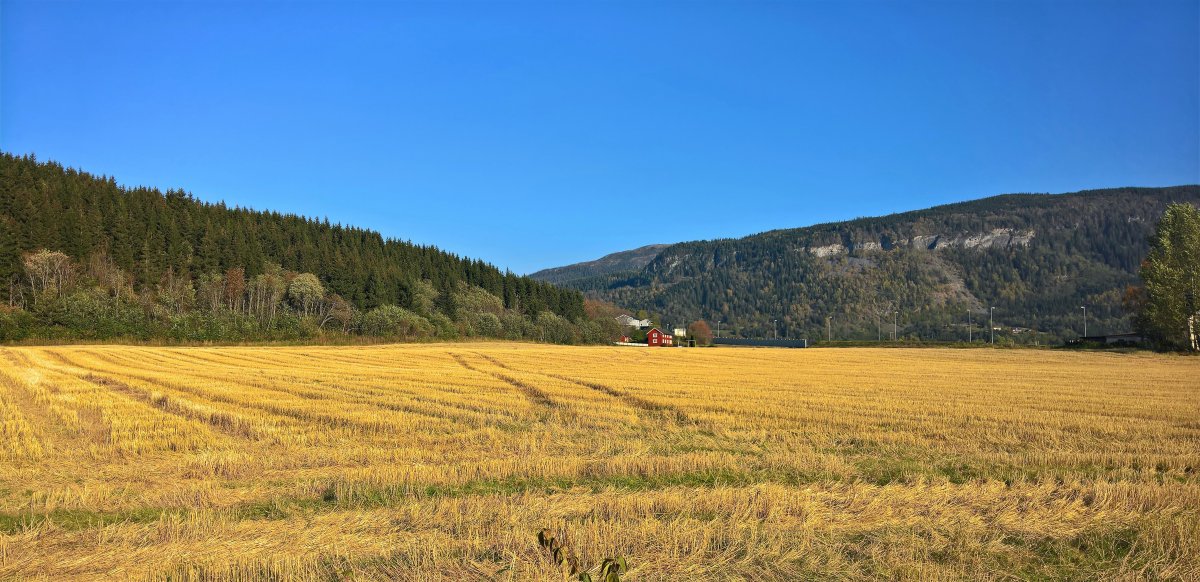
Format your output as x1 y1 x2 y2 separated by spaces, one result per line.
17 351 249 441
543 373 707 428
0 353 109 447
450 353 557 408
57 350 476 433
45 351 402 438
473 352 513 370
469 352 709 430
80 373 258 439
0 367 62 449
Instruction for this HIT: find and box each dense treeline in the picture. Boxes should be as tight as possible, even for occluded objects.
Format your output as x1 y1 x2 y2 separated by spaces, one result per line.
0 152 610 343
556 186 1200 344
0 152 582 318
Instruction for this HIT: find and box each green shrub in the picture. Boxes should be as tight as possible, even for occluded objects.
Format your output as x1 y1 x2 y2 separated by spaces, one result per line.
360 305 434 338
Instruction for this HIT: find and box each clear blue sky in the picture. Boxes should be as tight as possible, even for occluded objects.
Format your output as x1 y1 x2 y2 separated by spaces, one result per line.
2 1 1197 274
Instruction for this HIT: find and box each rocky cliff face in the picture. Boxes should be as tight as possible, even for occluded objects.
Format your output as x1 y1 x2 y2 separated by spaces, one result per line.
809 228 1036 257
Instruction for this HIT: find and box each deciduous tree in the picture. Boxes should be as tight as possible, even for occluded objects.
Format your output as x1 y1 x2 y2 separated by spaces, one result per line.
687 320 713 345
23 249 74 299
288 273 324 317
1138 203 1200 350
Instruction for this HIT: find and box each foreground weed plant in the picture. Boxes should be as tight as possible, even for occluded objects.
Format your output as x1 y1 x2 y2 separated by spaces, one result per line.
537 528 629 581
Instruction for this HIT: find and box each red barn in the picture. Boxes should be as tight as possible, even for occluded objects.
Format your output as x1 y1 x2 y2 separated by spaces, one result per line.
646 327 674 347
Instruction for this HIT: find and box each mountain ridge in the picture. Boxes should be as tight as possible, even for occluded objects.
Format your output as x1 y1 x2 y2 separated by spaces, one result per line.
534 185 1200 342
529 244 669 284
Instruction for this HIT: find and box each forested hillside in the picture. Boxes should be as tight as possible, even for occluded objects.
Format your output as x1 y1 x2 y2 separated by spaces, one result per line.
546 186 1200 343
529 244 668 285
0 153 603 342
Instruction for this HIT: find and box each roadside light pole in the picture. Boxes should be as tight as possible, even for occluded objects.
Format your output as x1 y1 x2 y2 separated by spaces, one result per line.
893 311 898 341
1080 306 1087 337
826 316 832 343
967 310 972 343
990 307 995 345
716 319 721 339
773 319 778 340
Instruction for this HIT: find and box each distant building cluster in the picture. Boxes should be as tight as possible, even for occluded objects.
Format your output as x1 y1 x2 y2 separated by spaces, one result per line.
615 314 652 329
614 314 685 347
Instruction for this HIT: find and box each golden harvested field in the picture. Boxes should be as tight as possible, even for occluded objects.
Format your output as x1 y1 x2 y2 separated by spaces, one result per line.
0 344 1197 581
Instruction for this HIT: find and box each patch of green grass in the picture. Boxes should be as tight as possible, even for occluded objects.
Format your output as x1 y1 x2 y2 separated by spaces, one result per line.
934 459 996 484
1005 527 1141 581
850 450 1153 486
0 466 841 534
855 456 925 485
0 506 183 534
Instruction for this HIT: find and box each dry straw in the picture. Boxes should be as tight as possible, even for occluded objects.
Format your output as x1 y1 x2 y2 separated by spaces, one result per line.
0 343 1196 580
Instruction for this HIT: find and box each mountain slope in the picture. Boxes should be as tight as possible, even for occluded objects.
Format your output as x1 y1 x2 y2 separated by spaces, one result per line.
529 244 669 285
549 186 1200 342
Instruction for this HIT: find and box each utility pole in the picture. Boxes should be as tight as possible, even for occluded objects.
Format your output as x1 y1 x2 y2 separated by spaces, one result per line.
893 311 898 341
989 306 995 345
1080 306 1087 337
967 310 972 343
826 316 831 343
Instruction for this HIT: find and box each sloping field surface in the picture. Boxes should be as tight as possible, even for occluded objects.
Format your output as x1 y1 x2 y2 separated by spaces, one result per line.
0 344 1196 580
